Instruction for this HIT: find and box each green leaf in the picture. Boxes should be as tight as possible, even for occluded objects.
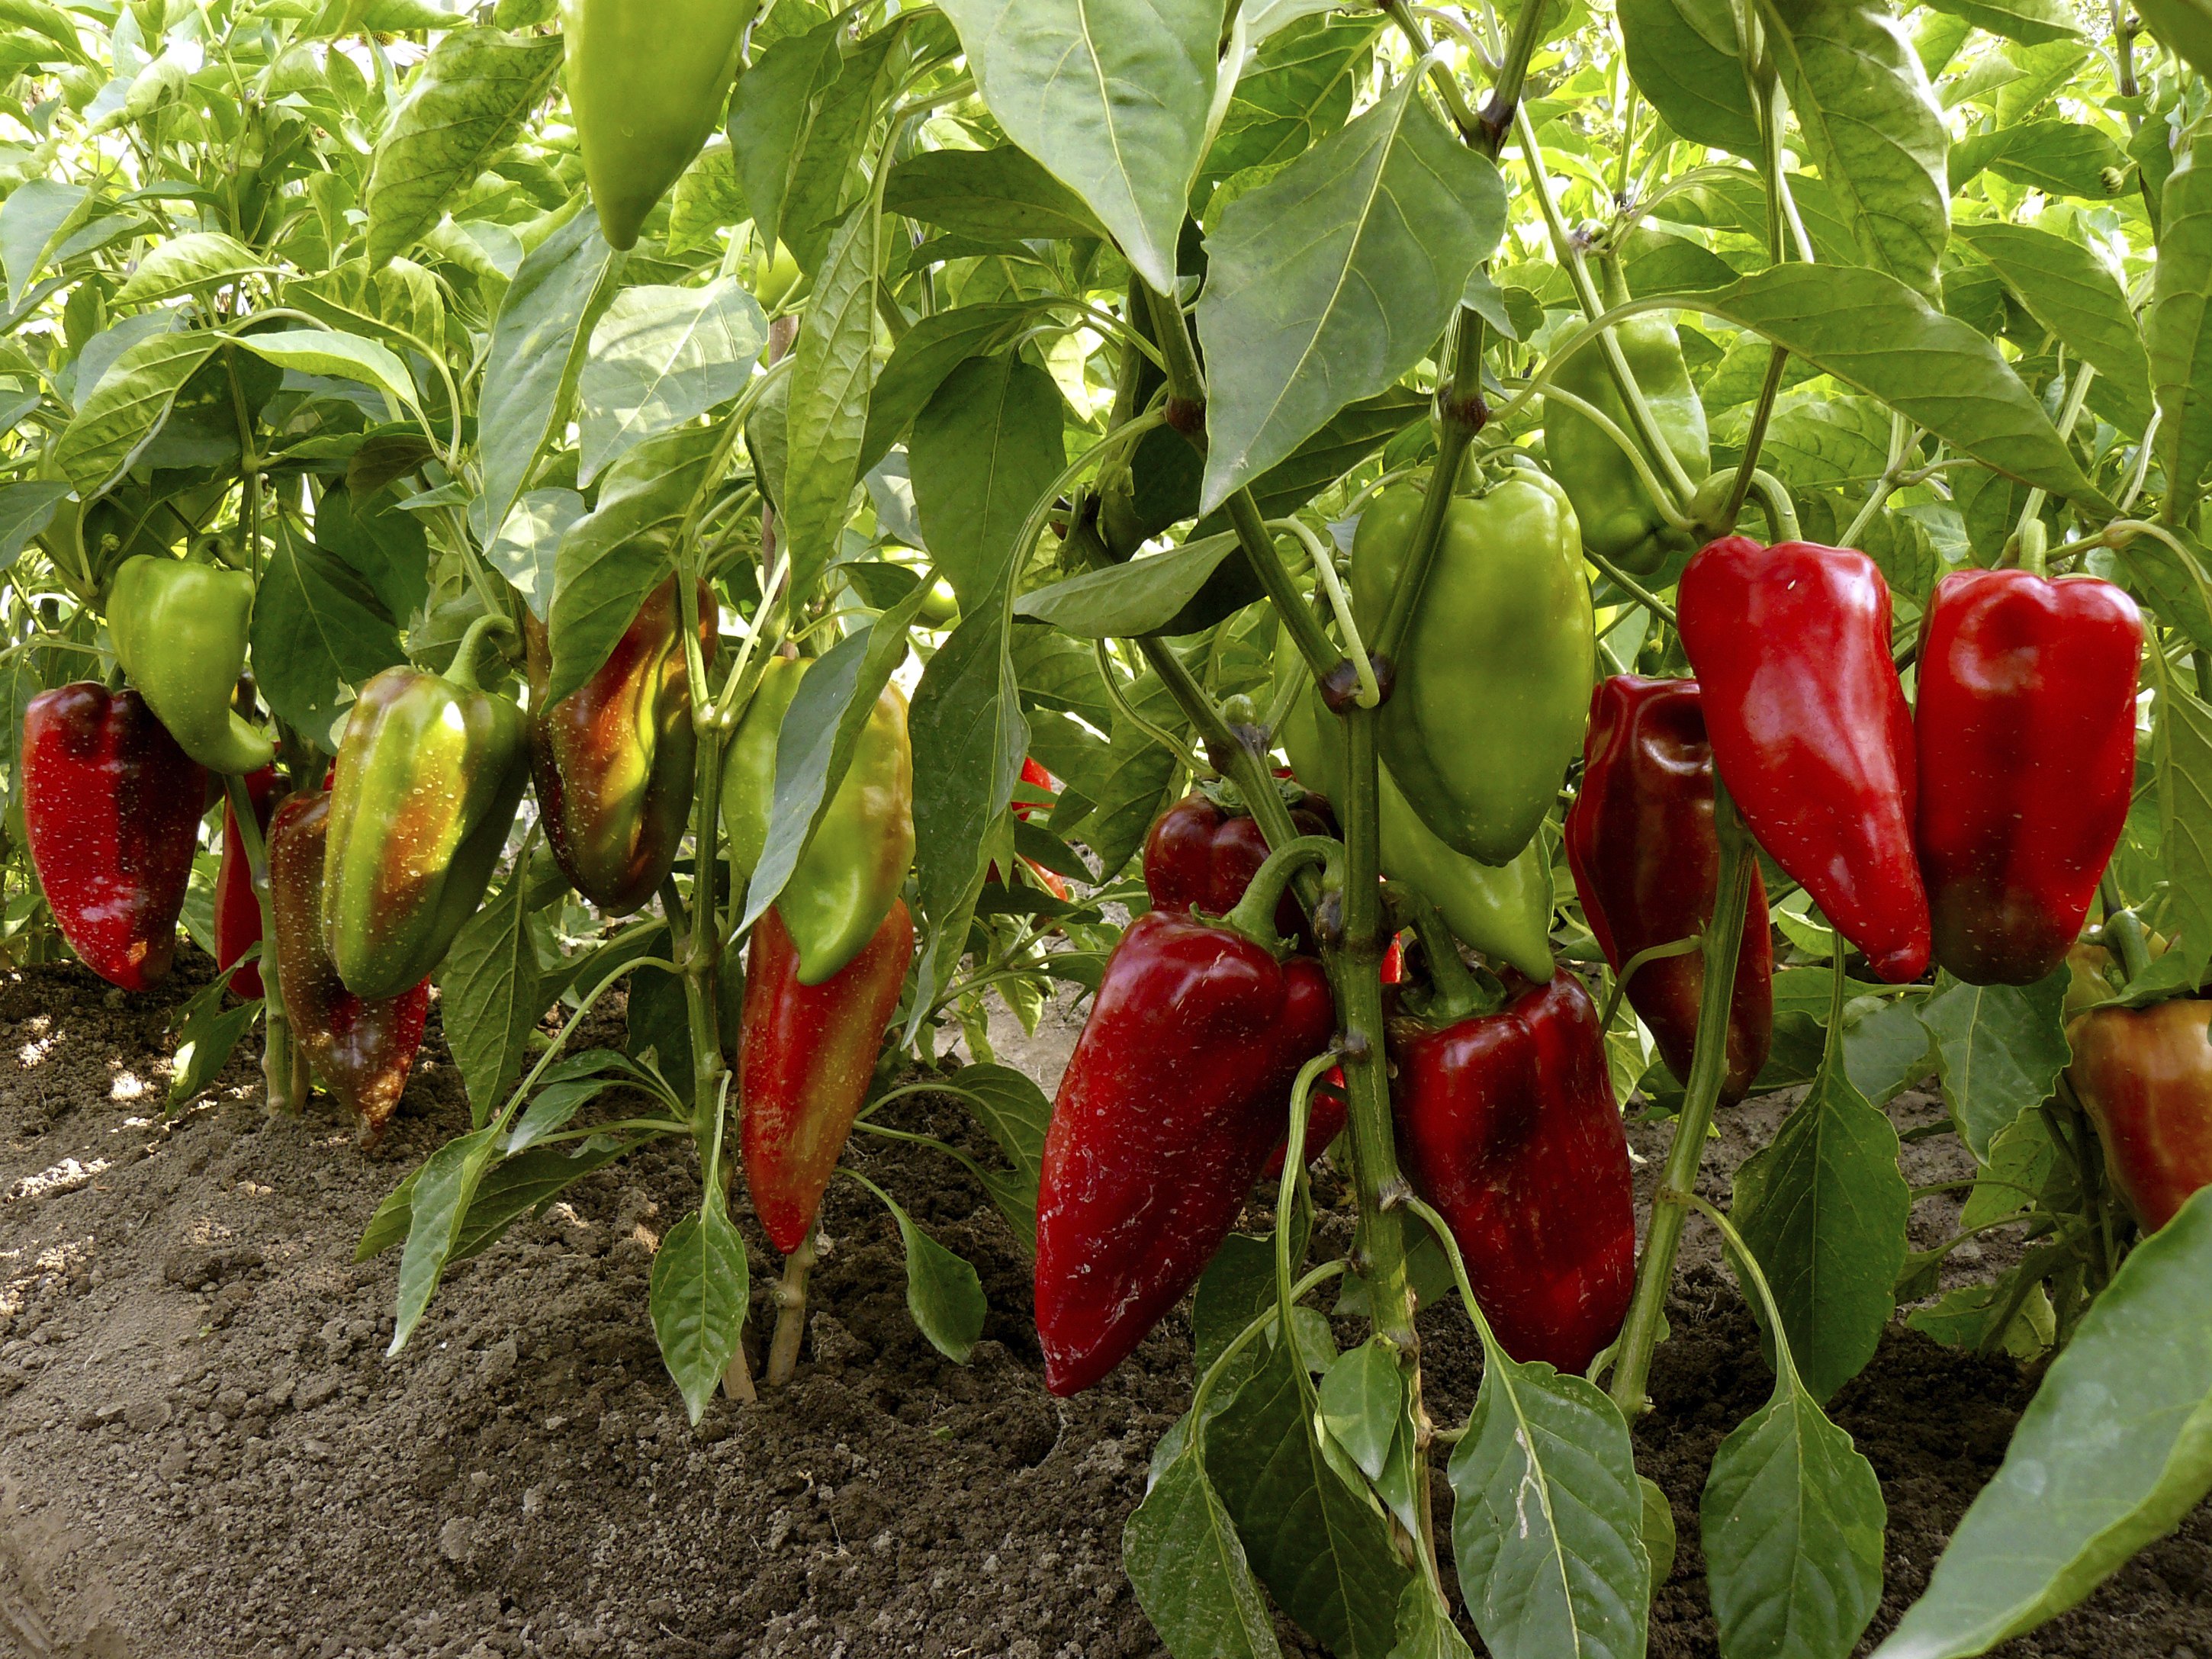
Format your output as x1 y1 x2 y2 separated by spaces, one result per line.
249 519 406 739
53 328 217 495
1731 1043 1911 1403
1873 1189 2212 1657
317 480 431 626
0 180 88 312
111 231 271 305
860 1176 987 1362
0 479 69 562
909 355 1067 606
940 1061 1051 1240
725 20 844 256
1950 121 2130 201
1640 1475 1678 1589
1921 0 2076 44
579 279 765 485
1618 0 1760 157
1917 969 2072 1159
432 860 555 1125
885 145 1108 242
1960 1106 2079 1232
364 27 564 268
236 327 417 412
2151 150 2212 520
1204 15 1379 185
1904 1277 2056 1359
388 1126 501 1354
649 1198 751 1424
1317 1339 1405 1480
484 487 583 622
858 302 1036 475
2156 684 2212 992
1196 72 1506 514
1015 533 1242 636
1447 1347 1650 1659
782 197 879 598
776 21 905 272
166 974 259 1109
449 1142 632 1261
2134 0 2212 75
1125 1442 1284 1659
667 138 749 257
934 0 1223 294
1953 222 2152 433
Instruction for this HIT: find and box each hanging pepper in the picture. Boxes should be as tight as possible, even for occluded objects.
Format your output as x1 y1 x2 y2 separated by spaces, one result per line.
1678 536 1931 983
741 899 915 1254
1142 786 1336 947
323 616 531 1000
1276 637 1555 981
721 656 915 985
525 575 715 916
1565 677 1773 1101
21 684 205 991
2068 996 2212 1233
1915 568 2143 985
1350 467 1593 866
1035 847 1338 1396
1391 960 1635 1373
214 766 280 999
1542 290 1710 576
561 0 764 249
270 790 429 1144
107 555 275 775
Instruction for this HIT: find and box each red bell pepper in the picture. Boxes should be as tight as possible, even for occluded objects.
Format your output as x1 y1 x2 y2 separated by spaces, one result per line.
268 790 429 1144
21 683 205 991
1565 676 1773 1101
1391 966 1635 1373
741 899 916 1255
1142 786 1336 946
1678 537 1931 983
989 757 1071 900
214 766 279 999
1915 569 2143 985
2069 996 2212 1232
1036 858 1338 1396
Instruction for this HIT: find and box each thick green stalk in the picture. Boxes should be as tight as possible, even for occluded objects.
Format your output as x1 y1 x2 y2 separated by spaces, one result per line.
225 769 298 1115
1374 307 1487 663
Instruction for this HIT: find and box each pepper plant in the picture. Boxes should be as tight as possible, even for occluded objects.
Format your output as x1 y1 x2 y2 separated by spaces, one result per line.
2 0 2212 1651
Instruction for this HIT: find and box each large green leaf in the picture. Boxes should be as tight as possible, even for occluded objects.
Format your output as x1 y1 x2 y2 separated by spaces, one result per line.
1917 969 2072 1159
1016 533 1242 636
1618 0 1760 157
434 858 558 1124
725 20 844 258
1953 221 2152 432
1950 121 2130 201
1203 15 1379 184
908 355 1068 606
2151 150 2212 519
857 303 1036 476
783 197 880 598
53 328 216 494
649 1197 750 1425
886 145 1108 242
2134 0 2212 75
578 280 765 485
1126 1441 1284 1659
1921 0 2075 44
388 1126 502 1353
250 519 407 741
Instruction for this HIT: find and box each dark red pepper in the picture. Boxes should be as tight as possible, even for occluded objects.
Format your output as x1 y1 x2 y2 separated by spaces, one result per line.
1915 569 2143 985
1036 894 1336 1396
1391 966 1635 1373
1565 677 1773 1101
214 766 279 998
1142 787 1336 946
1678 537 1931 983
21 684 204 991
268 790 429 1144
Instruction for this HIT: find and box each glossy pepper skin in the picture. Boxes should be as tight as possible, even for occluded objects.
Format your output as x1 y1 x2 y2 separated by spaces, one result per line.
1543 313 1710 575
722 657 916 985
561 0 763 249
270 791 429 1144
1566 677 1773 1101
1678 537 1931 983
1391 969 1635 1372
740 899 915 1254
1915 570 2143 985
1036 911 1337 1395
1142 789 1336 947
2068 998 2212 1232
21 685 205 991
1352 469 1593 866
108 555 275 774
1277 644 1555 982
323 624 530 1000
524 576 715 915
214 767 280 999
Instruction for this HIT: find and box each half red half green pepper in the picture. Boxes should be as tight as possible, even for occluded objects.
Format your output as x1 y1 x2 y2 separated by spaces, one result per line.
215 765 279 999
2069 995 2212 1233
21 684 205 991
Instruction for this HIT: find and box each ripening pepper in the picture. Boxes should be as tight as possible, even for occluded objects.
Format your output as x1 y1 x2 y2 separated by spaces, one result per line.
1542 308 1710 576
1036 886 1338 1395
270 789 429 1144
214 766 280 999
107 555 275 775
21 684 205 991
525 576 715 916
2068 997 2212 1233
1391 966 1635 1372
1276 641 1555 982
722 656 915 985
1915 569 2143 985
561 0 764 250
1678 537 1931 983
1142 786 1336 947
1350 468 1593 865
1565 677 1773 1101
323 616 531 1000
741 899 915 1254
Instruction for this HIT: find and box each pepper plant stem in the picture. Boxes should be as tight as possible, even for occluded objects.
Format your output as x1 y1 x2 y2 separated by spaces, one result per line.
1607 778 1752 1416
767 1227 818 1386
1374 306 1487 664
224 770 298 1115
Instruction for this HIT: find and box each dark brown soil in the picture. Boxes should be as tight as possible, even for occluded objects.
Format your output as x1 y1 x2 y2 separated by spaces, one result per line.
1 957 2207 1659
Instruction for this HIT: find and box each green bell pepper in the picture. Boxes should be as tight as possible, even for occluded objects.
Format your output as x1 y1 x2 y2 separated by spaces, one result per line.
1350 465 1594 867
323 614 531 1000
108 555 274 774
1542 307 1709 576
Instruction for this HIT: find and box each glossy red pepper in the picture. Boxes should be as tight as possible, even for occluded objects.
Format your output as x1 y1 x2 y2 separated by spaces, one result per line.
1678 537 1931 983
1565 677 1773 1101
2069 997 2212 1232
21 684 205 990
1142 788 1336 946
741 899 916 1255
1391 968 1635 1373
268 790 429 1144
1915 570 2143 985
214 767 279 999
1036 906 1336 1395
